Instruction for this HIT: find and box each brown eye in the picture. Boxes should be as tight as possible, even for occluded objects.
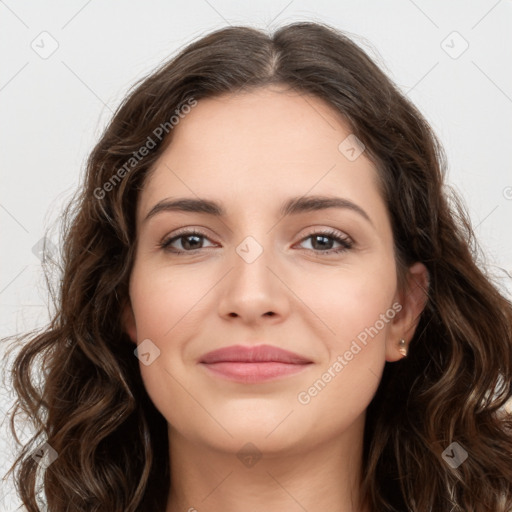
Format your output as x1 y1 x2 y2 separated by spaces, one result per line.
159 230 215 254
296 230 353 255
158 228 353 256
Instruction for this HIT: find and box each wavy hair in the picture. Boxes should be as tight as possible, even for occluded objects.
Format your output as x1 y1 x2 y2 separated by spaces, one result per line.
3 21 512 512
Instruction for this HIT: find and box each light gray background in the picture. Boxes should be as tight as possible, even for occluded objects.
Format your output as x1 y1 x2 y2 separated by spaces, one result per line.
1 1 511 509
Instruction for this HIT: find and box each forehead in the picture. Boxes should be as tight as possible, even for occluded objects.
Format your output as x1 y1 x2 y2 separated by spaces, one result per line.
162 86 354 157
138 86 385 224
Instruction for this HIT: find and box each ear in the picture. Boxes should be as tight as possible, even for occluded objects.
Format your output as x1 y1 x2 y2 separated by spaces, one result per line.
385 262 430 362
121 296 138 345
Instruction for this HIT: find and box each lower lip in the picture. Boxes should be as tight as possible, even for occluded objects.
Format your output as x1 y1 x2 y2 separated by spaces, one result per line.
200 362 312 383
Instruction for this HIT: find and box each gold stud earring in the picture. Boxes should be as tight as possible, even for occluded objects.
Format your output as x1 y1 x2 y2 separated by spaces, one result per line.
398 338 407 357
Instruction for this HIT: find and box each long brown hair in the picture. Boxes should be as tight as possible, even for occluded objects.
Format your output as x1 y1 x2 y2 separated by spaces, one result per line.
3 21 512 512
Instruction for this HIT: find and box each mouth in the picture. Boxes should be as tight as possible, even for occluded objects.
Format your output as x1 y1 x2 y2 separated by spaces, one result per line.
199 344 313 383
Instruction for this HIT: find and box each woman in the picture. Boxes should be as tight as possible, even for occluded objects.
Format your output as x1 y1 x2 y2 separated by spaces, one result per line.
4 21 512 512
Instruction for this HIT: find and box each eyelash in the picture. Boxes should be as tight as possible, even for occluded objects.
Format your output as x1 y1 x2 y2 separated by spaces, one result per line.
158 228 354 256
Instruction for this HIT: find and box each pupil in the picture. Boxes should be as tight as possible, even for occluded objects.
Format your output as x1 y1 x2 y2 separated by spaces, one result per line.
313 235 333 250
183 235 202 250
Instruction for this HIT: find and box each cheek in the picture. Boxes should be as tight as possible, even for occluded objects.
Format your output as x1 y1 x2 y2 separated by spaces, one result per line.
129 262 211 340
128 262 218 428
292 269 396 434
290 256 396 403
292 254 397 345
129 264 206 436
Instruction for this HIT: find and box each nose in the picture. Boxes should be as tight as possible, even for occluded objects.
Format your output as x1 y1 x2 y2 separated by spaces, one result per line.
217 235 291 325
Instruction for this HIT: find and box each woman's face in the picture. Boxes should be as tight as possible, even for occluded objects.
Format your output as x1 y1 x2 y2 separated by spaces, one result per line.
124 85 426 455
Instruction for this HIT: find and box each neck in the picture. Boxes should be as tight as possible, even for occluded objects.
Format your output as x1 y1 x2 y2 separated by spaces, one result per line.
165 412 370 512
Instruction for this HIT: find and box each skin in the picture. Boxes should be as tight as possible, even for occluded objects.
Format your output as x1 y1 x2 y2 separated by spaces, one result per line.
123 85 429 512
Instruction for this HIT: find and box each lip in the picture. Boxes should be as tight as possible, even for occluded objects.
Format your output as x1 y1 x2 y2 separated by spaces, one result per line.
199 344 312 364
199 344 313 383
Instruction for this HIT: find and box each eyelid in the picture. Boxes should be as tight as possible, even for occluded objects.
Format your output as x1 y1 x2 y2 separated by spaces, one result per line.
298 226 353 244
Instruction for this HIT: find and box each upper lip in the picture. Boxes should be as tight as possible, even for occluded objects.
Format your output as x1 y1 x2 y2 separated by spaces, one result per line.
199 344 312 364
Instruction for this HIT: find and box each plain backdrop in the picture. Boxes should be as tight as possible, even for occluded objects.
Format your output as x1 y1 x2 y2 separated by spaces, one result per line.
1 1 511 509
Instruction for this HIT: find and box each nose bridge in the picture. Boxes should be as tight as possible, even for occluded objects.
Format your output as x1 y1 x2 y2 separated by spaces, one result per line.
216 227 289 321
231 232 275 289
230 205 275 270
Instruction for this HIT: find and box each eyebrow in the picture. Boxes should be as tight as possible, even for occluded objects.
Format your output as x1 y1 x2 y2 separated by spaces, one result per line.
143 195 374 227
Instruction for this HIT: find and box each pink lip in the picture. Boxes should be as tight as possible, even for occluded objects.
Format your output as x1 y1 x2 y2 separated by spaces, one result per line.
199 344 313 383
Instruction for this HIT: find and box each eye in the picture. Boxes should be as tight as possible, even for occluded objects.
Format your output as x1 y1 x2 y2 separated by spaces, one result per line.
295 229 353 255
158 229 216 254
158 228 353 256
